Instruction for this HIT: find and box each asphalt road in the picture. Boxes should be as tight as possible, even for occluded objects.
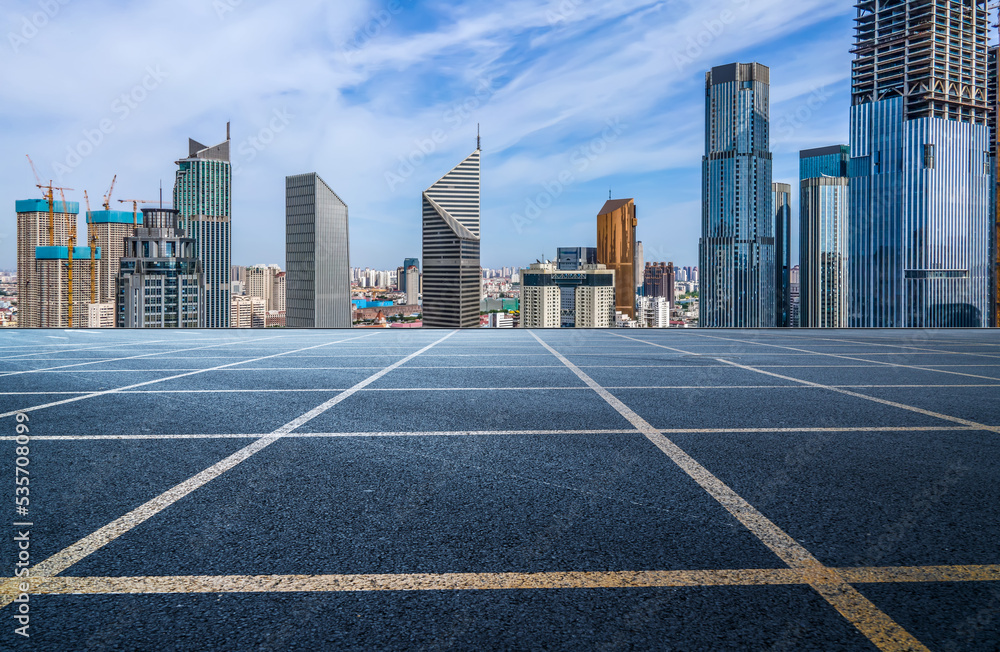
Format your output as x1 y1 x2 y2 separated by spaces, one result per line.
0 328 998 651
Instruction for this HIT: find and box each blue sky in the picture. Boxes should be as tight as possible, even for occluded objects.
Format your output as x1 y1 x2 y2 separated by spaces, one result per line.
0 0 856 272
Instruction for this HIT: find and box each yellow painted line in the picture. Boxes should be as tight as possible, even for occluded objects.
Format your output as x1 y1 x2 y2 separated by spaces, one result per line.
536 332 930 652
839 565 1000 584
5 565 997 599
0 331 458 610
3 569 809 597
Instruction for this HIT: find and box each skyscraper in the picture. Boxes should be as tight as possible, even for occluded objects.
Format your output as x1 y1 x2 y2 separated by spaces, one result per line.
850 1 991 327
556 247 597 271
401 257 420 297
16 198 76 328
520 261 615 329
597 198 637 320
774 183 792 327
87 210 136 305
422 148 481 328
643 262 676 305
285 173 352 328
174 128 232 328
635 241 644 291
800 146 850 328
700 62 776 328
990 44 1000 327
117 208 202 329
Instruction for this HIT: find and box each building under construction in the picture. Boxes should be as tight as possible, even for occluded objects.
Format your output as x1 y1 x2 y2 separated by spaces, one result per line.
16 199 75 328
87 210 137 304
34 246 104 328
849 0 993 327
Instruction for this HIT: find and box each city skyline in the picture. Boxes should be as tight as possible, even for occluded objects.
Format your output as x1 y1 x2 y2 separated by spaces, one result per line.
0 1 854 273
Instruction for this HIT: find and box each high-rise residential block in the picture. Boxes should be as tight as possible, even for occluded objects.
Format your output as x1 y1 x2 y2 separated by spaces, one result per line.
401 257 420 296
800 146 850 328
700 62 776 328
405 266 420 307
285 173 352 328
34 246 101 328
272 272 286 313
87 210 136 306
231 295 266 329
174 131 232 328
117 208 202 329
596 198 637 320
246 265 283 310
422 148 481 328
519 261 615 328
774 183 792 327
637 296 671 328
850 1 991 327
16 199 77 328
643 262 676 305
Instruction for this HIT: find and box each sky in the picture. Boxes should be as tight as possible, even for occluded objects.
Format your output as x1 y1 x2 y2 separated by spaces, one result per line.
0 0 857 272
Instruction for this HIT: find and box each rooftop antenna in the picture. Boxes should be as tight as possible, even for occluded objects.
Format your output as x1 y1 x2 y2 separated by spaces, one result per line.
227 121 231 141
477 124 481 151
159 181 163 208
609 188 612 200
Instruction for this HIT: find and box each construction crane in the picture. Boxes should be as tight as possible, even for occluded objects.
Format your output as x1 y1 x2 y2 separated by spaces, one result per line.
102 175 117 212
25 155 73 246
117 199 160 227
83 191 97 305
60 187 76 328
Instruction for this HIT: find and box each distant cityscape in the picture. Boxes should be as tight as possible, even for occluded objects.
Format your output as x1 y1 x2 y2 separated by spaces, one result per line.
5 2 999 329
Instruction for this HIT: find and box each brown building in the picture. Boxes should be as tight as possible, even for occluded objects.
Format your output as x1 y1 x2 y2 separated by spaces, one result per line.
643 262 676 305
596 198 637 319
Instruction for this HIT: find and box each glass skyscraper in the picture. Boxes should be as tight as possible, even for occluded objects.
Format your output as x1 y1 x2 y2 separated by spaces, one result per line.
849 1 991 328
285 173 352 328
422 148 481 329
700 62 776 328
800 146 850 328
173 131 232 328
774 183 792 327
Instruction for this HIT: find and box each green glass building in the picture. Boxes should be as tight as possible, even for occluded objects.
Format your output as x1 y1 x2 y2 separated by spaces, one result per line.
173 130 232 328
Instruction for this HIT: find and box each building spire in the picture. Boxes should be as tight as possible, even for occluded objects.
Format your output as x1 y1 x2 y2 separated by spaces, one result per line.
477 124 481 151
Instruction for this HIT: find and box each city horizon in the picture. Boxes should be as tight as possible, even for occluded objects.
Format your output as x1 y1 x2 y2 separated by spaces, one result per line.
1 1 855 273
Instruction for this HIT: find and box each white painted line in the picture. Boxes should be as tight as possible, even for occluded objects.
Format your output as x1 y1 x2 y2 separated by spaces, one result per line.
530 331 930 652
610 333 1000 435
0 330 458 608
2 425 978 442
0 334 380 420
0 337 288 379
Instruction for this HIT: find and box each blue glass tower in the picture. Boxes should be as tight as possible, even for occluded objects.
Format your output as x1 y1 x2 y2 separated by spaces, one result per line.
700 62 775 328
800 146 850 328
774 183 791 327
849 1 991 328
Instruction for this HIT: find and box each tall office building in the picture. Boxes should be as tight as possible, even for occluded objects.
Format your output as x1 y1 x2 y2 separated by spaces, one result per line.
990 44 1000 327
643 262 676 305
800 146 850 328
790 265 801 328
401 257 420 297
850 1 991 327
272 272 286 313
16 198 77 328
422 148 481 328
520 261 615 328
597 198 638 320
700 62 776 328
774 183 792 327
285 173 352 328
117 208 202 329
87 210 137 305
174 129 232 328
